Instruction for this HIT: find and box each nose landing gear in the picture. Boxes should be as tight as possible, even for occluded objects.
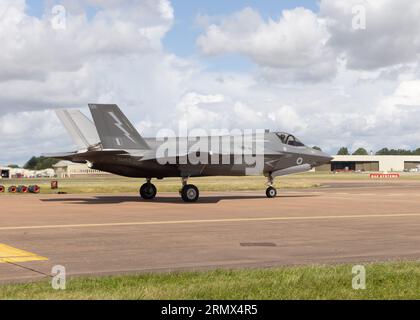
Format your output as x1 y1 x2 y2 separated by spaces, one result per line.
266 186 277 198
266 175 277 198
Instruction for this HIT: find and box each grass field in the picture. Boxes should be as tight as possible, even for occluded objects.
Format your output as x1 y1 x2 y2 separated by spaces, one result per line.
1 261 419 300
1 172 420 195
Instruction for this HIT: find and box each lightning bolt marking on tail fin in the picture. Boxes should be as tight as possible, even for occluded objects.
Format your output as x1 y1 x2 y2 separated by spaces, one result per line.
108 112 137 144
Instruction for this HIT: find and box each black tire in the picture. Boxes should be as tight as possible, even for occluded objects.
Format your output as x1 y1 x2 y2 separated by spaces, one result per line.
181 185 200 203
140 183 157 200
266 187 277 198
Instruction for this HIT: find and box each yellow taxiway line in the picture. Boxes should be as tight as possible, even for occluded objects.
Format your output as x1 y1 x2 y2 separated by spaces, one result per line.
0 244 48 264
0 213 419 232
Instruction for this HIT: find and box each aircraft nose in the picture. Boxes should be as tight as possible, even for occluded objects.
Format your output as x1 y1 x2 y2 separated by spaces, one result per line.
313 151 333 165
318 152 334 165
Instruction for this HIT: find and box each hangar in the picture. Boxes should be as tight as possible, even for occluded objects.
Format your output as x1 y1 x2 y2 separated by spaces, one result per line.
0 166 54 179
316 155 420 172
53 161 109 178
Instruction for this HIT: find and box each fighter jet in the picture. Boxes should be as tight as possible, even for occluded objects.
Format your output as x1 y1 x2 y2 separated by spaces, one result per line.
47 104 332 202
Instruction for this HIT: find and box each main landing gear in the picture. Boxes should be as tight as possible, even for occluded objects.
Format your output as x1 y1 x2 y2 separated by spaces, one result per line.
139 178 200 203
140 176 274 202
140 179 157 200
266 175 277 198
180 177 200 203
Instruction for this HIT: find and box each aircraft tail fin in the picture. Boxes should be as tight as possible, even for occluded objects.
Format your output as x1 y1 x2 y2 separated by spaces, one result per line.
88 104 150 150
56 109 101 150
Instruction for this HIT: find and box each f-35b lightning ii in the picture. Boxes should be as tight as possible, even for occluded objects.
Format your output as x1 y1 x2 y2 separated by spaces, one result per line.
47 104 332 202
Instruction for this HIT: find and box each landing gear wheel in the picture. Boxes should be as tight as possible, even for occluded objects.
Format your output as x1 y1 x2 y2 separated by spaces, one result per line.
140 183 157 200
266 186 277 198
181 185 200 203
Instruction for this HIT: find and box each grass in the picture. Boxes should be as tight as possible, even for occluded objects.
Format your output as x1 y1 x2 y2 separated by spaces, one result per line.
0 261 419 300
0 175 320 195
1 172 420 195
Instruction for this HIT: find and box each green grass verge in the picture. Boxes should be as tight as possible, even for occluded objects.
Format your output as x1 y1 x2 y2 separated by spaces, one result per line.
1 262 419 300
0 176 320 195
1 172 420 195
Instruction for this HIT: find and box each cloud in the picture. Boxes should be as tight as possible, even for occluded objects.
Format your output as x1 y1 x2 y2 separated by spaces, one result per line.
197 7 337 81
321 0 420 70
175 92 226 128
385 81 420 107
196 1 420 74
0 0 175 113
0 110 72 165
0 0 173 81
0 0 181 163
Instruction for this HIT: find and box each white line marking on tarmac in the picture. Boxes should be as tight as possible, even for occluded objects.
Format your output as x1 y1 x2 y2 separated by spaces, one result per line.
0 213 420 231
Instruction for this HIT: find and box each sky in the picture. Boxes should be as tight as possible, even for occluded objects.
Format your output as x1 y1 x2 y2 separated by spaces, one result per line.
1 0 420 165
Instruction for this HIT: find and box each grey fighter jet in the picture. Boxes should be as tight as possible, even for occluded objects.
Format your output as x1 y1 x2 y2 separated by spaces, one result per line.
47 104 332 202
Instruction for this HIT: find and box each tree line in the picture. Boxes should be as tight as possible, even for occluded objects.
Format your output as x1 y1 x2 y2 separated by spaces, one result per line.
337 147 420 156
23 156 59 170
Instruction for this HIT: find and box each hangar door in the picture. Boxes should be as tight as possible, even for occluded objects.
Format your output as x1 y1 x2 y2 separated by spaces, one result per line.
332 161 379 172
1 169 10 179
331 162 356 171
355 162 379 172
405 162 420 170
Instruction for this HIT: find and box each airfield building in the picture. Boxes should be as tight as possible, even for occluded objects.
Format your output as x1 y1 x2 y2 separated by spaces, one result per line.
0 166 55 179
53 161 109 178
316 155 420 172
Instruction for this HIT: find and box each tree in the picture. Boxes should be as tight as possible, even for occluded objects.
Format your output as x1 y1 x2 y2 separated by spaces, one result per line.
24 156 38 169
376 148 391 155
376 148 413 155
7 164 20 168
337 147 350 155
352 148 368 155
312 146 322 151
24 156 59 170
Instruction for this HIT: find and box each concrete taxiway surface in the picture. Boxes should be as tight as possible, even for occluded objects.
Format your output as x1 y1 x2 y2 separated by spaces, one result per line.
1 181 420 283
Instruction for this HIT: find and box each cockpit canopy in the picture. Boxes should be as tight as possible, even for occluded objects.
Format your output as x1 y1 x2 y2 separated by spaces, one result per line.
276 132 305 147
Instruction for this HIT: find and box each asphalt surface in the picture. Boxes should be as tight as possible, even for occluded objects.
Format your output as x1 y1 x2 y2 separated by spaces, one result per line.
1 181 420 283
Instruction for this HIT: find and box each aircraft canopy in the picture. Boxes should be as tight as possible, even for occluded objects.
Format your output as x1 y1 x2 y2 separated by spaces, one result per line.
275 132 305 147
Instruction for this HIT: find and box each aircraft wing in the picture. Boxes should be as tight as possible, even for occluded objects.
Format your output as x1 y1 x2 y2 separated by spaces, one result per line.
44 150 130 163
43 152 82 161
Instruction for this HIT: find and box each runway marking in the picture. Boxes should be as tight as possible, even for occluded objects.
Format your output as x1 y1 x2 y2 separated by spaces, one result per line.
0 213 420 231
0 244 48 263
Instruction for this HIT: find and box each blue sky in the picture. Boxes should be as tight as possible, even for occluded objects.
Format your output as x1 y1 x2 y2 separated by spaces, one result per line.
25 0 319 72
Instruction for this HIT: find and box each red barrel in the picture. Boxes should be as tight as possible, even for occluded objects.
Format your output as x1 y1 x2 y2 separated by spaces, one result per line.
8 186 17 193
28 185 41 194
0 185 4 193
17 185 28 193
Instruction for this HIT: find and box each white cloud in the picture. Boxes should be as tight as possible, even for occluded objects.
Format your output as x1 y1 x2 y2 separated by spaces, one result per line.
0 1 172 84
197 7 337 81
385 81 420 107
175 92 226 128
321 0 420 70
0 110 72 165
0 0 181 164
